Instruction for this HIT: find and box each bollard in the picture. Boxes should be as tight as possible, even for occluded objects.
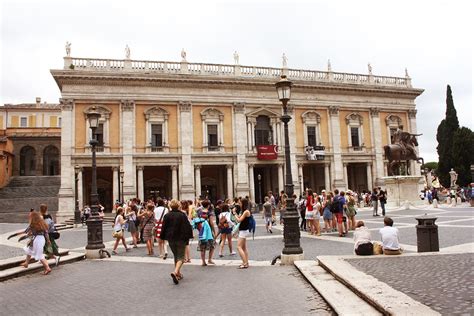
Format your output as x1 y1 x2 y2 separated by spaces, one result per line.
451 198 457 207
415 214 439 252
433 199 438 208
447 197 451 205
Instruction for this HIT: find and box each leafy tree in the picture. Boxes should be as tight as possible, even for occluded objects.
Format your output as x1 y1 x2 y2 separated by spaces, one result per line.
424 161 438 174
452 127 474 187
436 85 460 187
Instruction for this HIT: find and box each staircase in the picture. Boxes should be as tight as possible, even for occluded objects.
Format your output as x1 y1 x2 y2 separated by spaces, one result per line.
0 176 60 223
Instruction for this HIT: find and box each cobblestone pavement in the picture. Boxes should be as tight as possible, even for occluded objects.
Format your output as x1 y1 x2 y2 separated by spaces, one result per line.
0 260 335 315
347 253 474 315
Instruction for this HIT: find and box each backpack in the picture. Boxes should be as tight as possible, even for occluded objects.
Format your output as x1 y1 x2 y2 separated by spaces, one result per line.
330 196 340 213
218 213 230 229
248 214 256 240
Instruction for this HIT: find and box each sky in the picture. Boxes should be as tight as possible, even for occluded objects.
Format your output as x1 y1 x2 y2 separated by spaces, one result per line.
1 0 472 162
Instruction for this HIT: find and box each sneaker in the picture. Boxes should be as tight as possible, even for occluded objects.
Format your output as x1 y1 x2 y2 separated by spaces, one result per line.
269 229 273 234
219 254 224 258
230 252 237 256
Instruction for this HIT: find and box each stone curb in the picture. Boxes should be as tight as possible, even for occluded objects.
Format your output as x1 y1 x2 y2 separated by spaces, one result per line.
317 255 440 316
0 248 70 270
0 251 85 282
294 260 381 315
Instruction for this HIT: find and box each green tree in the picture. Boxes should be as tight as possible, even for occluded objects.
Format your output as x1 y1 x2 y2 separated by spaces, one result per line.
424 161 438 174
436 85 460 187
452 127 474 187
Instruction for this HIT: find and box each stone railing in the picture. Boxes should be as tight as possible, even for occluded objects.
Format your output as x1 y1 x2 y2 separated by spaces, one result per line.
63 56 412 88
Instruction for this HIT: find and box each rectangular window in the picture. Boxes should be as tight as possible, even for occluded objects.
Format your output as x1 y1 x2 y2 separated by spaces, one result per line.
95 123 104 146
20 117 28 127
307 126 317 148
208 124 218 149
255 130 272 146
151 124 163 147
390 128 397 144
351 127 360 147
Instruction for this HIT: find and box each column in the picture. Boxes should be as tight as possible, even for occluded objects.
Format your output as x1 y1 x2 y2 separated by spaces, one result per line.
57 98 75 222
112 167 118 206
78 167 84 210
248 164 255 202
171 165 178 199
121 100 136 200
233 103 250 197
278 163 284 193
298 164 304 195
408 109 421 176
370 107 385 185
137 166 144 202
195 165 201 198
328 106 345 189
178 101 195 199
226 165 233 199
366 163 373 191
343 163 348 190
324 163 330 191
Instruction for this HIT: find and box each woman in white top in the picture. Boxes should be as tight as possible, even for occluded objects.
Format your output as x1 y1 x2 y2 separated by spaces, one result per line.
313 195 322 236
353 221 373 255
125 206 138 248
112 207 130 254
154 198 169 259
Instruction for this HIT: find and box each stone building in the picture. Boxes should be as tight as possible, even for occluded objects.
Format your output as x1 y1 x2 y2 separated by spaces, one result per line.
0 98 61 182
51 54 423 221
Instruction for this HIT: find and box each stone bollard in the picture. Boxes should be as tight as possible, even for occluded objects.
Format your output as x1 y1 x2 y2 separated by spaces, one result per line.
424 199 430 205
447 197 452 205
415 214 439 252
457 197 462 204
451 198 457 207
433 199 439 208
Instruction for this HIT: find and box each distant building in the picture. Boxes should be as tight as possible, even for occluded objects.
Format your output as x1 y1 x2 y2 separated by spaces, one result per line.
0 98 61 185
51 54 423 221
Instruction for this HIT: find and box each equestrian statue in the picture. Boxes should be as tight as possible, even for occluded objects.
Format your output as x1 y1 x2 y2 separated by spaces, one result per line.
383 127 424 176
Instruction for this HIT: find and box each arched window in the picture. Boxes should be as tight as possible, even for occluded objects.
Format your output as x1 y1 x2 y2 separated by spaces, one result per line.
20 146 36 176
385 114 403 144
43 145 60 175
201 108 224 152
345 113 364 151
145 106 169 153
254 115 273 146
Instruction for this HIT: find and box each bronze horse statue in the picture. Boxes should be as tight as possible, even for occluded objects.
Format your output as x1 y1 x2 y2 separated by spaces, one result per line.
384 134 424 176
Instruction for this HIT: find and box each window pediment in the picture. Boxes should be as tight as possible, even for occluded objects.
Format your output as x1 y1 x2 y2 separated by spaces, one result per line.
201 108 224 121
83 105 111 120
385 114 402 126
246 107 280 118
345 113 363 125
145 106 169 120
301 110 321 124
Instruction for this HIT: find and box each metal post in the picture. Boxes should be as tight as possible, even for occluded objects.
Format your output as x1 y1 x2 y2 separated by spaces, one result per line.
281 106 303 256
74 168 81 224
85 127 105 255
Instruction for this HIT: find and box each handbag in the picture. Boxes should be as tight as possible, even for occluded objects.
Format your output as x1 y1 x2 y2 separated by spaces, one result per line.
155 209 166 238
51 231 60 240
112 230 123 239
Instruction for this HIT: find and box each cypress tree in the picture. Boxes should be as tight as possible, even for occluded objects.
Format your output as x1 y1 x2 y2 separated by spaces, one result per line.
436 85 459 187
452 127 474 187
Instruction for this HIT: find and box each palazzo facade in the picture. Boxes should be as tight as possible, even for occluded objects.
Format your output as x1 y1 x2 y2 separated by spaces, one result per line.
51 54 423 220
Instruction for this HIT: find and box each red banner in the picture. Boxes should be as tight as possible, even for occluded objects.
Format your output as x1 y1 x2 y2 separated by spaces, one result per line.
257 145 278 160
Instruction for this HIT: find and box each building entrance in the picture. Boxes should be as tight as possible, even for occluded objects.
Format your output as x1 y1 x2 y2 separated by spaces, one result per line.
83 167 113 212
199 165 227 203
347 163 368 192
143 166 172 201
302 164 325 194
253 165 279 205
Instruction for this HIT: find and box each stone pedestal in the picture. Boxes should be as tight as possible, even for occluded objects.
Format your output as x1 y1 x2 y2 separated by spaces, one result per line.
280 253 304 265
383 176 424 208
432 199 439 208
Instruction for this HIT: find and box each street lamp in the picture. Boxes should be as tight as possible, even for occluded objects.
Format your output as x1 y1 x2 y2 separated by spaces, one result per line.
74 165 81 225
257 173 262 211
275 75 303 263
85 106 105 258
119 169 124 204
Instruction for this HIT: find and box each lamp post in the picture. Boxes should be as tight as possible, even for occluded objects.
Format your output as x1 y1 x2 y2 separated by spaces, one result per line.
119 169 124 204
275 75 303 263
257 173 262 211
85 106 105 258
74 165 81 224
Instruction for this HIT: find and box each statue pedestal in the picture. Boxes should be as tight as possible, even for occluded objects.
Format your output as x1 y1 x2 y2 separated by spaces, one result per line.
383 176 425 208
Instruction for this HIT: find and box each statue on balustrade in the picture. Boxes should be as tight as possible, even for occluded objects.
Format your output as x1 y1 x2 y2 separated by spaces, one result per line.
383 126 424 176
125 45 131 59
234 51 239 65
181 48 187 62
368 63 372 75
65 41 71 57
282 53 288 68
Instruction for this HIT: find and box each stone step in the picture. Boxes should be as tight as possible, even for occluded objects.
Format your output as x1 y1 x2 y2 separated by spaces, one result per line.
0 251 85 282
294 260 381 316
0 249 70 271
0 186 59 199
6 176 61 188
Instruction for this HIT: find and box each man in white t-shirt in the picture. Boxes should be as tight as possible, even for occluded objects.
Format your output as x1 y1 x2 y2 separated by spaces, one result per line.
379 217 402 255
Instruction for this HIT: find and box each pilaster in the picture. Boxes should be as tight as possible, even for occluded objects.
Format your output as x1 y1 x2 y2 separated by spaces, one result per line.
328 106 345 189
178 101 195 199
121 100 136 200
233 102 250 197
370 107 385 185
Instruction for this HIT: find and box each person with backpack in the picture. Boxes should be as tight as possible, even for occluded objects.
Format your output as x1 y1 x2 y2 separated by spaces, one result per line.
331 190 347 237
232 198 252 269
154 198 169 259
192 200 216 266
218 204 236 257
322 192 333 233
39 204 60 266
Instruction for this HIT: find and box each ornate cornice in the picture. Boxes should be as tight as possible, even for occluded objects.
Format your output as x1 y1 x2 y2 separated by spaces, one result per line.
345 113 363 125
408 109 417 119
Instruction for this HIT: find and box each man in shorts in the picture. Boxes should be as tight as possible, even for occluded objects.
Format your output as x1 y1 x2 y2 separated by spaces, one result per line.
334 190 347 237
263 197 273 233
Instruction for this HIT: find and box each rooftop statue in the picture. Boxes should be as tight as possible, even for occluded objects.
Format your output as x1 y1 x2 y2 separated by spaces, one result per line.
234 51 239 65
125 45 131 59
65 41 71 57
181 48 187 62
282 53 288 68
383 127 424 176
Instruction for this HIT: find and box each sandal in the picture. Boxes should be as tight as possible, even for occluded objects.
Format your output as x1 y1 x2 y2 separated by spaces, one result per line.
20 262 28 268
207 261 215 265
237 264 248 269
177 273 183 280
163 253 168 260
43 269 52 275
170 273 179 284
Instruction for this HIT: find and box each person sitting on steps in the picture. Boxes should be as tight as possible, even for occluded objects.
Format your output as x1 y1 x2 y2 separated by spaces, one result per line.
379 217 402 255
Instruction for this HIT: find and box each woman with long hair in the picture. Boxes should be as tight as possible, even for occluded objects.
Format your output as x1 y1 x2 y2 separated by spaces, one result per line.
21 211 52 275
125 206 138 248
180 200 192 263
39 204 60 266
218 204 236 257
112 207 130 254
139 203 156 256
232 198 251 269
305 189 315 234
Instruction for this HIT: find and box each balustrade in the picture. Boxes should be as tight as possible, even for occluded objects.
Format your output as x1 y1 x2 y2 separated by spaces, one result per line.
65 57 411 87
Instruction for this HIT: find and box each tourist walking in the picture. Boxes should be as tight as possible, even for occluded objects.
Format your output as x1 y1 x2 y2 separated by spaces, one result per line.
139 203 156 256
345 191 357 231
21 211 52 275
263 197 273 233
160 199 194 285
353 221 373 255
154 199 169 259
298 196 307 231
180 200 192 263
371 188 379 216
39 204 60 266
313 195 322 236
193 200 216 266
232 198 251 269
378 187 387 216
218 204 236 257
125 206 138 248
322 192 333 233
305 189 315 234
112 207 130 254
